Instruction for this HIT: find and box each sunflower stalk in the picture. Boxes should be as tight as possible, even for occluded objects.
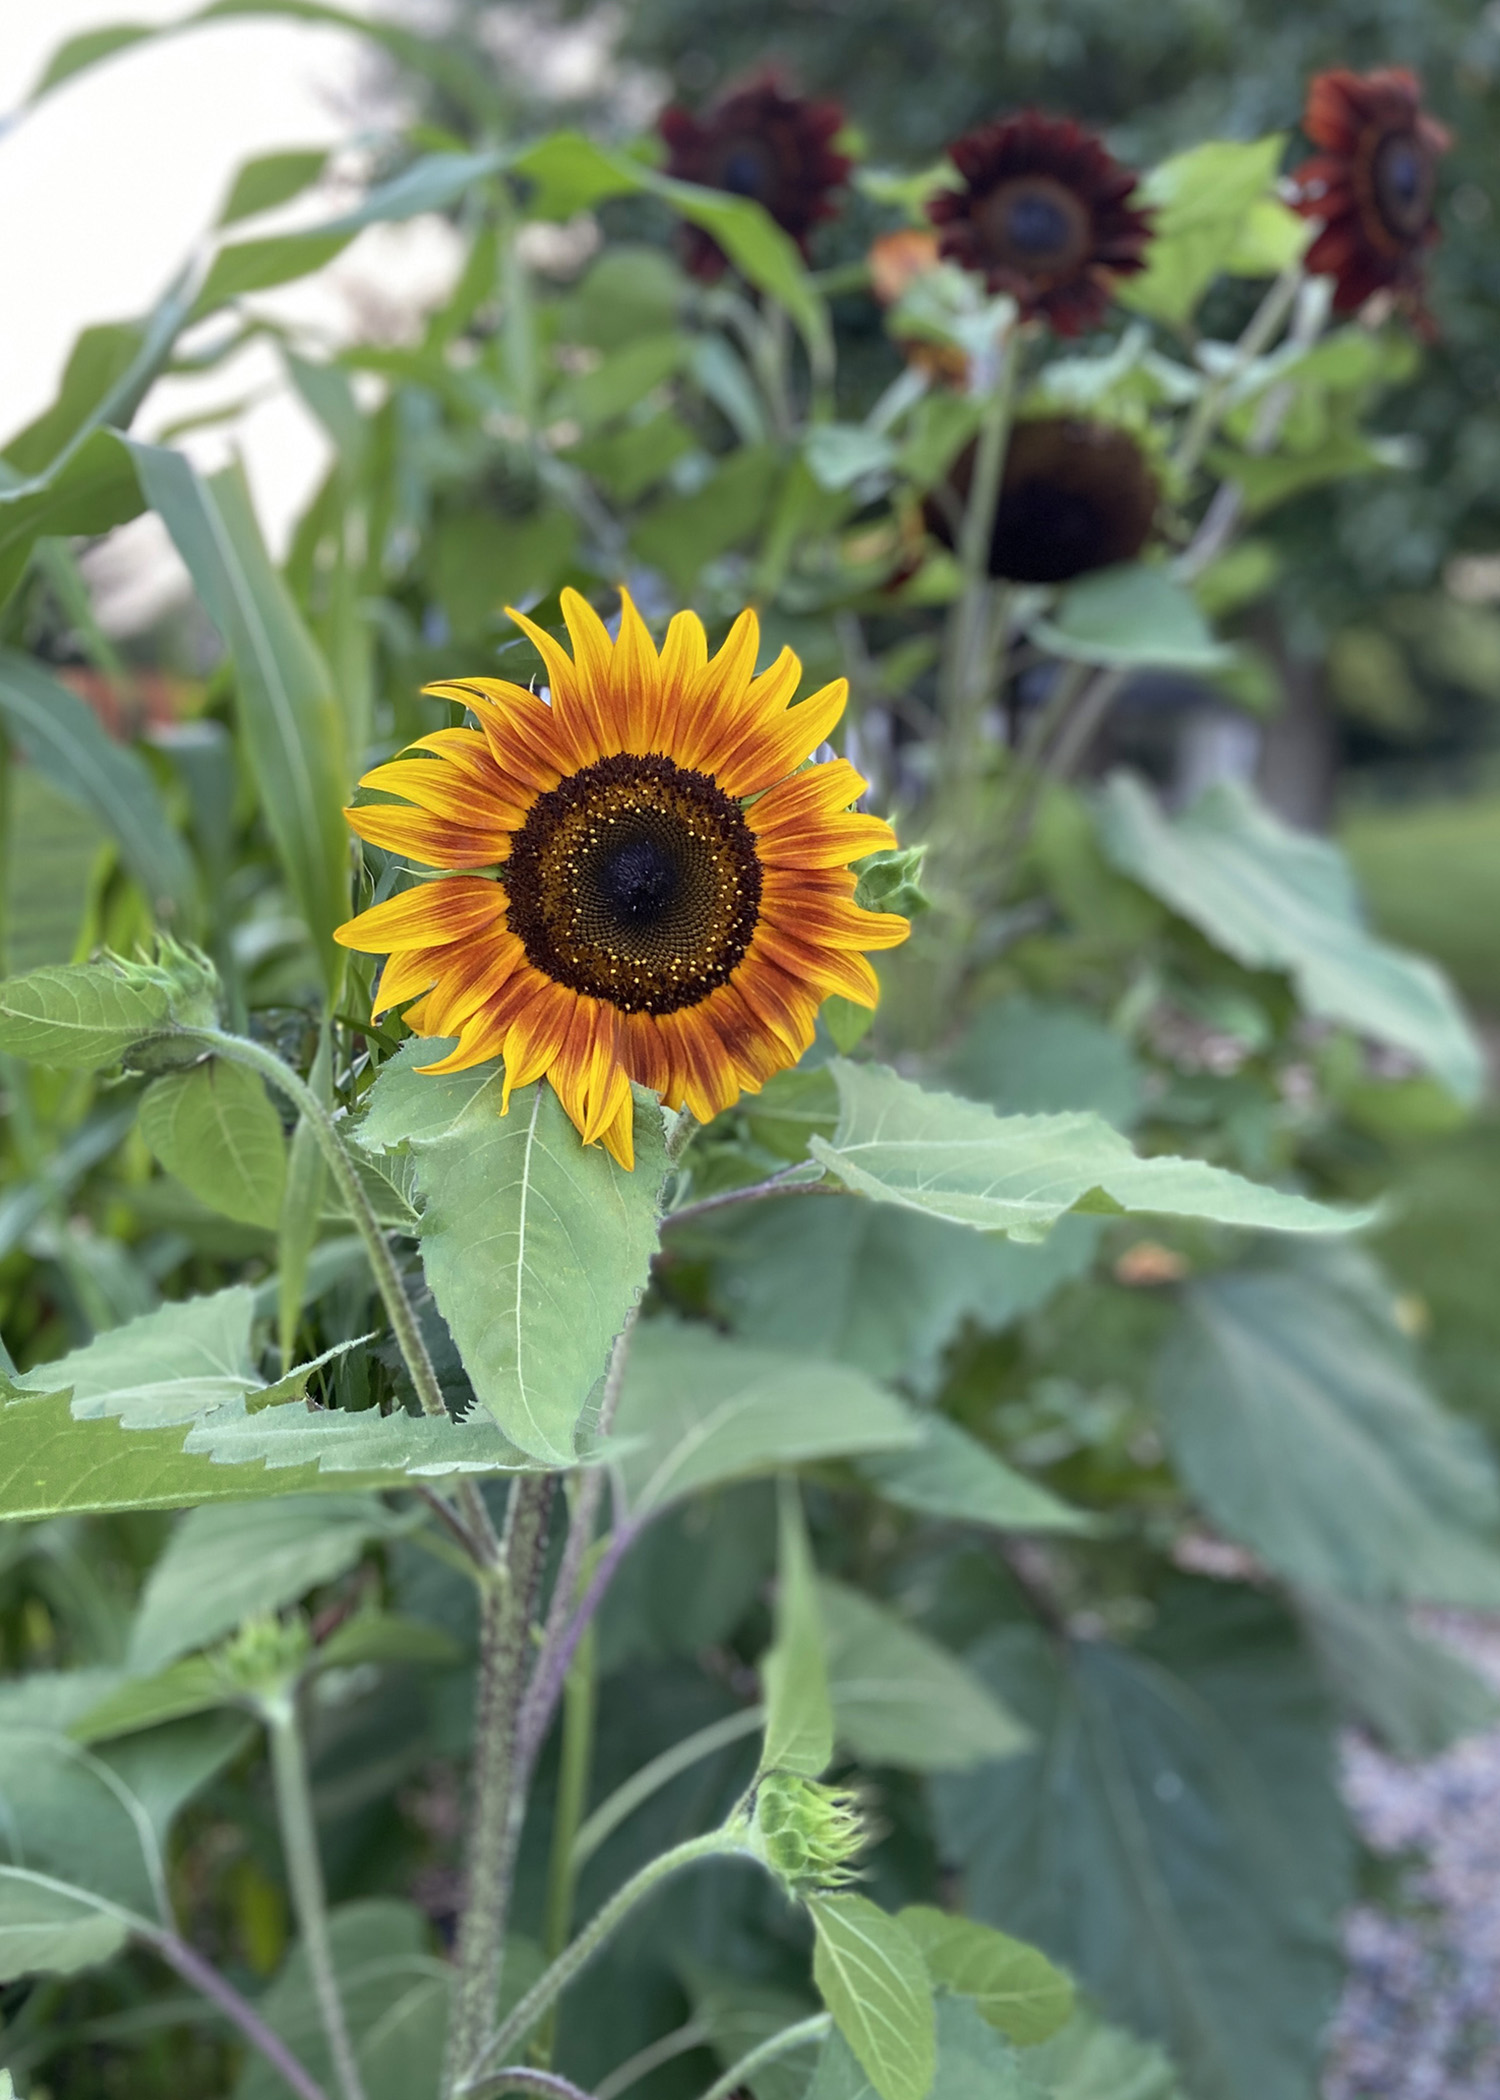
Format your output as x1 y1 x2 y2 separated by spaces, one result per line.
442 1474 557 2098
1172 259 1306 483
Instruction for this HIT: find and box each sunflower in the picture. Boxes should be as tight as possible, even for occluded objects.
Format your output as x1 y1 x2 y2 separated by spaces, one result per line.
335 593 907 1169
925 416 1159 585
659 75 851 282
928 111 1152 337
1292 68 1450 326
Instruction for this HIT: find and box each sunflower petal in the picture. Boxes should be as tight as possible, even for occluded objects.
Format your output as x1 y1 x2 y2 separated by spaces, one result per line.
714 679 849 795
343 804 510 868
612 586 662 750
334 877 506 954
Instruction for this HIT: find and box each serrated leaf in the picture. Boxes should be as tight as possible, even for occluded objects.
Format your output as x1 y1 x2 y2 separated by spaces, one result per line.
607 1319 921 1518
807 1996 1048 2100
0 958 173 1068
821 1581 1028 1771
128 1496 408 1672
1023 2005 1187 2100
359 1044 667 1465
809 1892 936 2100
0 1869 128 1982
856 1415 1090 1535
759 1484 833 1778
1155 1256 1500 1606
8 1284 260 1425
899 1906 1073 2043
140 1058 288 1230
811 1061 1370 1240
1099 774 1483 1104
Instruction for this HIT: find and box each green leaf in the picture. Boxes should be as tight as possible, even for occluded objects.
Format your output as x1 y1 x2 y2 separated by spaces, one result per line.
932 1584 1351 2100
607 1319 921 1518
1024 2005 1187 2100
0 650 196 921
1121 137 1289 327
1155 1257 1500 1606
820 1580 1028 1771
218 147 330 225
809 1892 936 2100
0 1727 165 1915
855 1416 1091 1537
1099 774 1484 1104
899 1907 1073 2045
359 1045 667 1465
0 1869 128 1981
0 958 173 1069
128 1496 408 1672
809 1996 1049 2100
71 1658 232 1744
759 1483 834 1778
1296 1587 1500 1760
1030 566 1232 672
811 1060 1370 1240
715 1195 1099 1397
941 995 1141 1127
0 1382 528 1522
130 444 349 988
139 1058 288 1230
8 1283 259 1425
804 424 898 491
192 231 352 320
0 430 144 607
234 1898 448 2100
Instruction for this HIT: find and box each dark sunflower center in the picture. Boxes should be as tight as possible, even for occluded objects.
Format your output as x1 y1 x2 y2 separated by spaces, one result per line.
993 478 1111 585
975 176 1091 274
505 752 763 1016
1371 129 1435 241
718 138 775 200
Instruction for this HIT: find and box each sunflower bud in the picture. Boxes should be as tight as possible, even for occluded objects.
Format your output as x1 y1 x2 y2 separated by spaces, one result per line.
854 844 930 919
749 1773 866 1897
215 1614 312 1697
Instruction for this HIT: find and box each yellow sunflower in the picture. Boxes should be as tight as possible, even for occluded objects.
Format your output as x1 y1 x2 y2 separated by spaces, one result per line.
334 589 908 1169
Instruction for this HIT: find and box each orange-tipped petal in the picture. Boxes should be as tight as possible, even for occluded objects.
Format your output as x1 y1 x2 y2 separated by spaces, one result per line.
335 877 506 954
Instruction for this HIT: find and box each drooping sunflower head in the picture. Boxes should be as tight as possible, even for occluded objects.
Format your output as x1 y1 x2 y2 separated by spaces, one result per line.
1292 68 1451 327
925 416 1159 586
335 592 907 1169
659 74 851 281
928 111 1152 337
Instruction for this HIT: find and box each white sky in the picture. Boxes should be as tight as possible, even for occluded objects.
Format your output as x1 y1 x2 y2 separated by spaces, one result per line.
0 0 464 616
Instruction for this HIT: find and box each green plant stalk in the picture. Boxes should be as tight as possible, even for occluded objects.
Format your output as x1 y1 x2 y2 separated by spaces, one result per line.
571 1706 766 1873
694 2013 832 2100
1172 260 1305 483
532 1620 597 2066
189 1026 498 1560
262 1690 367 2100
460 1828 752 2094
442 1474 557 2098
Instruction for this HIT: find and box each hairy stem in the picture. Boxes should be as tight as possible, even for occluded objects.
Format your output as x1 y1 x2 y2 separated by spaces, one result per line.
443 1475 557 2097
262 1692 367 2100
460 1831 750 2093
463 2073 595 2100
694 2014 832 2100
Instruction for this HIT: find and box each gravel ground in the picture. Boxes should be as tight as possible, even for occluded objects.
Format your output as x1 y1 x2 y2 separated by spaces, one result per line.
1323 1617 1500 2100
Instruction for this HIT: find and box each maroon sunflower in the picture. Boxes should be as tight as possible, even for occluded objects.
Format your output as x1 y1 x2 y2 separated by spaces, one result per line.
659 74 851 282
1292 68 1450 326
925 417 1159 586
928 111 1152 336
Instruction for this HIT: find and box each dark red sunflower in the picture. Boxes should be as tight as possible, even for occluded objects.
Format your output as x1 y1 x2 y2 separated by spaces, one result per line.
927 111 1152 337
925 417 1159 585
658 74 851 282
1291 68 1450 326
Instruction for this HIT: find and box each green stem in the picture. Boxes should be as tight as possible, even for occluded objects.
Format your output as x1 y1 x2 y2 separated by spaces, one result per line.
192 1027 499 1562
1172 261 1304 482
262 1691 367 2100
459 1830 750 2094
694 2014 831 2100
192 1028 447 1423
532 1622 597 2065
571 1708 765 1874
442 1476 557 2098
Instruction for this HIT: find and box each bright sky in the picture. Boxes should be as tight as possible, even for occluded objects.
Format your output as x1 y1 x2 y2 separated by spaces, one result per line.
0 0 460 616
